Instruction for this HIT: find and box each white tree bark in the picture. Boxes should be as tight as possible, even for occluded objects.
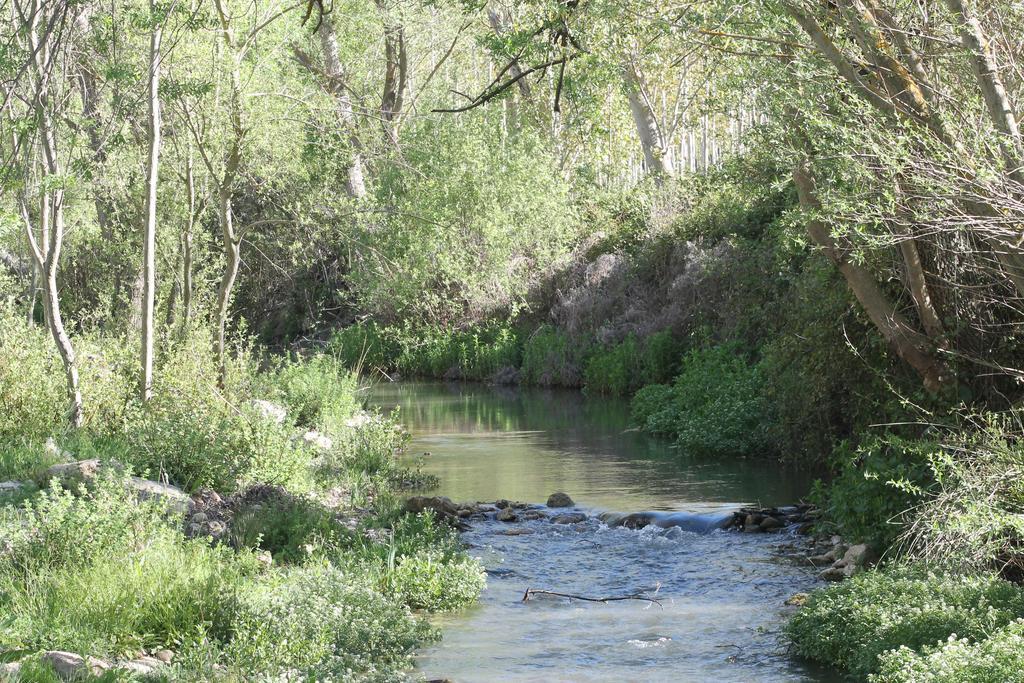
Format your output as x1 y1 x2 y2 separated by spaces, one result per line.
141 0 163 401
622 61 674 179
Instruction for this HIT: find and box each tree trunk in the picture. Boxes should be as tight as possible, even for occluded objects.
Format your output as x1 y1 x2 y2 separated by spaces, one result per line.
622 61 673 179
315 19 367 199
793 158 951 393
140 4 163 401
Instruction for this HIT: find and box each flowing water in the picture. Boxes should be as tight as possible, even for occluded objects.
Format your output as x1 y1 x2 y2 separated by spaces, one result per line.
369 381 836 683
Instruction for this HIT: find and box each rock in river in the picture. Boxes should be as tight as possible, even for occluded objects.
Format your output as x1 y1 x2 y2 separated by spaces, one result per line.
551 512 587 524
546 491 574 508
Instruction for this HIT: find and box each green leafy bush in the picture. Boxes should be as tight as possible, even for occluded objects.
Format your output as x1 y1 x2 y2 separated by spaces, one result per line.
786 568 1024 678
227 564 433 679
872 620 1024 683
388 550 486 611
821 435 940 549
231 493 349 564
520 325 583 387
631 345 774 457
583 335 640 395
0 474 170 574
268 354 359 434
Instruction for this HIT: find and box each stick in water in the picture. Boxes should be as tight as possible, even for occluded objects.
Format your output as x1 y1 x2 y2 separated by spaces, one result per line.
521 587 663 608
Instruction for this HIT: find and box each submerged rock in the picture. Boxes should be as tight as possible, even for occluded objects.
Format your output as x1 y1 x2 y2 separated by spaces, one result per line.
551 512 587 525
546 491 574 508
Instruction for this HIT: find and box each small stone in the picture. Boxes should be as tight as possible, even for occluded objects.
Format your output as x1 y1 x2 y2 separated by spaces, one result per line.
41 651 109 679
496 507 517 522
116 656 163 675
456 508 472 518
43 460 101 489
190 512 209 525
494 499 512 509
256 550 273 568
501 527 535 535
759 516 784 531
126 477 194 515
546 492 574 508
551 512 587 524
785 593 809 606
153 650 174 664
207 520 228 537
519 510 548 521
405 496 459 516
841 543 875 568
0 662 21 677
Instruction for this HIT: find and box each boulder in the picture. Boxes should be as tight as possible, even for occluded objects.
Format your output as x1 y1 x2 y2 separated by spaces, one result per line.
0 481 26 497
496 507 518 522
251 399 287 425
551 512 587 524
115 656 164 675
126 477 194 515
759 516 784 531
546 492 574 508
153 650 174 664
0 662 20 679
41 651 109 680
405 496 459 516
841 543 876 569
43 460 102 489
519 510 548 521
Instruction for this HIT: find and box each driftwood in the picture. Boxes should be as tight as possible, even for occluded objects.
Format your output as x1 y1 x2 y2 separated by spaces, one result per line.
521 587 663 608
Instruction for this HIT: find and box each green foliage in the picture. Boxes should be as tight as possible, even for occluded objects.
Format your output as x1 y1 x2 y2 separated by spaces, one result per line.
630 345 774 457
226 564 433 680
520 325 583 387
231 494 348 564
872 620 1024 683
583 330 683 395
388 550 486 611
1 535 255 659
819 435 940 549
786 568 1024 678
329 322 521 381
355 119 576 324
0 474 170 575
266 354 359 434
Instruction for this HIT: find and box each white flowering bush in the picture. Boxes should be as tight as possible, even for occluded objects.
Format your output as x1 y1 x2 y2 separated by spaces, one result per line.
872 620 1024 683
389 550 486 611
227 564 435 680
786 567 1024 678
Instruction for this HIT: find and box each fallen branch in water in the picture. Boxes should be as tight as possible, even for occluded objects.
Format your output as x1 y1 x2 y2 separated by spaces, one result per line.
521 587 663 608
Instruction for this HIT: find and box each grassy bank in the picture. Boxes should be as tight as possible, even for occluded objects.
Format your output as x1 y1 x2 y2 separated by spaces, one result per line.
0 308 484 681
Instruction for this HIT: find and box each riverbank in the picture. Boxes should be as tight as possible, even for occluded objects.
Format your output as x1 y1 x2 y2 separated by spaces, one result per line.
0 322 484 680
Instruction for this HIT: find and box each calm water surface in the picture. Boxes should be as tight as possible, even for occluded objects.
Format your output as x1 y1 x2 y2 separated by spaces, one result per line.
369 381 836 683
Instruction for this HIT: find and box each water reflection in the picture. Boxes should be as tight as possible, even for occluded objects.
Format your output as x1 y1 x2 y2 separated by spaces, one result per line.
370 381 815 512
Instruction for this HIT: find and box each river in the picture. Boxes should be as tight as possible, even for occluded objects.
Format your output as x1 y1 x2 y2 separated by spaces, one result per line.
369 381 835 683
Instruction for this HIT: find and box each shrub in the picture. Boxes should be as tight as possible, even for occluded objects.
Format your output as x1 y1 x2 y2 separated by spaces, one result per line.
520 325 583 387
639 329 682 386
230 493 349 564
872 620 1024 683
631 344 774 457
786 567 1024 678
388 550 486 611
268 354 359 434
227 564 433 679
0 474 171 574
583 335 639 395
0 315 66 440
821 435 940 549
630 383 676 433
